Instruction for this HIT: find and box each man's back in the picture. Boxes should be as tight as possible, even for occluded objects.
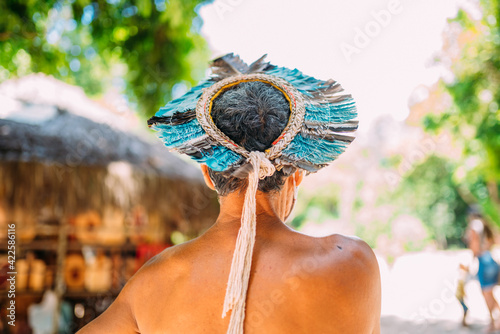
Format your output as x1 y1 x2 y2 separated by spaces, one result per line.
79 219 380 334
77 53 378 334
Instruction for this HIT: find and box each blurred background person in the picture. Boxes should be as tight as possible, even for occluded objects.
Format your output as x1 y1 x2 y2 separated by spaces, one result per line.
456 263 470 327
465 213 500 332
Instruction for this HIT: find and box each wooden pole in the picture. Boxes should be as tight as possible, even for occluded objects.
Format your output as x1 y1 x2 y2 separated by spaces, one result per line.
53 220 68 334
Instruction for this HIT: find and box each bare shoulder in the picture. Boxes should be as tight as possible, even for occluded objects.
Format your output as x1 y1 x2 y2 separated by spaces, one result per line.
289 232 379 274
126 239 196 292
317 234 380 289
300 233 381 333
285 231 380 296
325 234 378 270
77 242 196 333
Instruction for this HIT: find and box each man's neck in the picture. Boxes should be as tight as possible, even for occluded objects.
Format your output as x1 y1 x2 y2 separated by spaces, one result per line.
211 182 295 235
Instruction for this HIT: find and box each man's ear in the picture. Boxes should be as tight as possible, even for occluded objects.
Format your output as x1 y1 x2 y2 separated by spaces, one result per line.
294 170 305 186
200 164 216 191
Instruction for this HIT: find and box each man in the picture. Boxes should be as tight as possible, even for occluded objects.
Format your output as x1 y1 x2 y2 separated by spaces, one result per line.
78 54 381 333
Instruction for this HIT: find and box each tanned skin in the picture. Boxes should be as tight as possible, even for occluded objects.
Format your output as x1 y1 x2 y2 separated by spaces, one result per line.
78 166 381 333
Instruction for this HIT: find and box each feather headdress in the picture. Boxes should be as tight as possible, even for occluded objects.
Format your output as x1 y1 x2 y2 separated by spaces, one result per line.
148 54 358 334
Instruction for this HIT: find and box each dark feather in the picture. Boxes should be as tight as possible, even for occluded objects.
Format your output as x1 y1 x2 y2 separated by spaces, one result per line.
211 53 249 81
275 155 325 173
301 130 356 143
304 120 359 132
229 161 254 179
147 110 197 127
247 54 275 73
175 135 219 155
210 53 277 81
301 121 357 142
308 79 351 104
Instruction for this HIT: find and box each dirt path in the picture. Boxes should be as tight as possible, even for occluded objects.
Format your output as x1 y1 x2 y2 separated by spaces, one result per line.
378 250 500 333
381 316 489 333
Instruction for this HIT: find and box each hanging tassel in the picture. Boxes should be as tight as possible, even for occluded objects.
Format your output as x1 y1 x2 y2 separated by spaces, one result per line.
222 151 275 334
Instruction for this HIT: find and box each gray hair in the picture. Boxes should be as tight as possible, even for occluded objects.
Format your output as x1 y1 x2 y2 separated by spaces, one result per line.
208 81 295 196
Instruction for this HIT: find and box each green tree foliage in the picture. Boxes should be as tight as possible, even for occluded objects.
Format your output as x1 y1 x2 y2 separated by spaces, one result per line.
0 0 210 117
423 1 500 226
391 155 470 248
290 186 340 229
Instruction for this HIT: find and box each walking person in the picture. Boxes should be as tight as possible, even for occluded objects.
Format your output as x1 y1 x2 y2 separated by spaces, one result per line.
465 213 500 332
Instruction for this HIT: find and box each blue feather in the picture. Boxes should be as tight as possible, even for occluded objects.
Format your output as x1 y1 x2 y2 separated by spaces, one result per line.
304 99 357 123
155 80 212 117
265 67 325 93
191 145 242 172
152 119 205 148
281 133 349 165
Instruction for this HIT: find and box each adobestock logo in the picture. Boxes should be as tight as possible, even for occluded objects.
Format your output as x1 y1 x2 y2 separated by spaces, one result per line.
340 0 403 64
214 0 245 20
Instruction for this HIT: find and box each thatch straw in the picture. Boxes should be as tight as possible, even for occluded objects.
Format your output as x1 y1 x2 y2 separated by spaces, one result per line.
0 160 218 240
0 107 219 241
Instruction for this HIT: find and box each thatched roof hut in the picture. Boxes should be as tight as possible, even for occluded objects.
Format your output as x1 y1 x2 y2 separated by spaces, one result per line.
0 74 219 243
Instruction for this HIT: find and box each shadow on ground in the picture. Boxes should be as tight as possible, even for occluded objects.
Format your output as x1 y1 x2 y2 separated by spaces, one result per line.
381 315 490 334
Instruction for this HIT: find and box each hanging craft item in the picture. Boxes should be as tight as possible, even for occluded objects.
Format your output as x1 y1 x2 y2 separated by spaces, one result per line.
64 254 86 290
74 210 102 244
99 207 126 246
16 259 29 290
84 251 112 292
29 259 46 292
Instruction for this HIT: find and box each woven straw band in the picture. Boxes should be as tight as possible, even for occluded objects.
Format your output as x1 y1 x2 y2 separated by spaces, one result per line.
195 74 305 334
196 73 306 162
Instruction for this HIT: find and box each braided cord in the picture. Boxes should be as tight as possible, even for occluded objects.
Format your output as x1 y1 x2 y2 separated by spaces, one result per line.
222 152 275 334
